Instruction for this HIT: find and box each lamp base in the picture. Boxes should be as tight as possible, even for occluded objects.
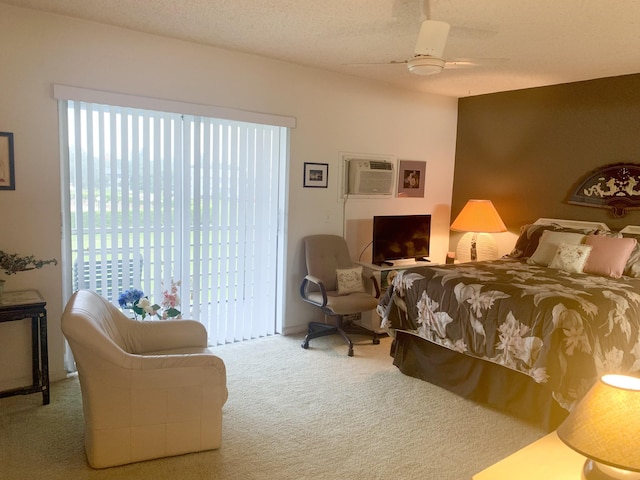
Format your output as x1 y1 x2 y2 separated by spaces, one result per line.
583 459 640 480
455 232 499 263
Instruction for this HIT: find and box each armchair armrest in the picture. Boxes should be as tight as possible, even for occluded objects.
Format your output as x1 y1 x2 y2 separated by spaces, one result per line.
128 319 208 354
299 274 328 307
369 274 381 299
129 350 227 377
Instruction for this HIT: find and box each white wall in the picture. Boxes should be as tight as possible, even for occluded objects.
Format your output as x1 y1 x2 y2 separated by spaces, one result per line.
0 4 458 389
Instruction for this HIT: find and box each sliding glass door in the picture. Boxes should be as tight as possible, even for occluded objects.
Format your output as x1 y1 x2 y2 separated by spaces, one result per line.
60 99 287 346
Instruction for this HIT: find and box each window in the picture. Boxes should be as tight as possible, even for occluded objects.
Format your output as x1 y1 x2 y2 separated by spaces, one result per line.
58 89 290 349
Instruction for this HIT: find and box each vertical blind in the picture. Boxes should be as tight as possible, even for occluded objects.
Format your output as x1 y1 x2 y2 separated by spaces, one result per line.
60 100 287 346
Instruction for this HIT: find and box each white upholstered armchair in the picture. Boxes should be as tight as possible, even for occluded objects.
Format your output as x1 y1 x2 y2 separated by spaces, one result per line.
61 290 228 468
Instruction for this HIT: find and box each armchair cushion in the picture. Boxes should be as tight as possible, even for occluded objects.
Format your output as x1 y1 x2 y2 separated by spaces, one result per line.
61 290 227 468
305 290 379 315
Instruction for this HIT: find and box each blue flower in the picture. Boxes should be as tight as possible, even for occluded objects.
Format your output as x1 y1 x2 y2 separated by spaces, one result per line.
118 288 144 308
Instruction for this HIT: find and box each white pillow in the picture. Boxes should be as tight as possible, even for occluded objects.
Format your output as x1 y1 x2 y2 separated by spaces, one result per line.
548 243 592 273
527 230 586 266
336 266 365 295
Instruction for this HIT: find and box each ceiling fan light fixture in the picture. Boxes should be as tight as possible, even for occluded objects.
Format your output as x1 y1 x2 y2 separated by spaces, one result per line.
407 56 445 75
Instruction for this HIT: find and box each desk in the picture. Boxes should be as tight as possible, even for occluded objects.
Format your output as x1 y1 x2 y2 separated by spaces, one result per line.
472 432 586 479
0 290 49 405
358 261 436 332
359 260 436 291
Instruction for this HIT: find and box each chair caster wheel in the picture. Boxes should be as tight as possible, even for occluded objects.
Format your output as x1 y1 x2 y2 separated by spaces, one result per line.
301 340 309 349
348 348 354 357
373 337 380 345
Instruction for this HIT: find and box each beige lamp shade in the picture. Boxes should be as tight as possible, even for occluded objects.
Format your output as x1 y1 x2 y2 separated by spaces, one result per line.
451 200 506 262
557 374 640 474
450 199 507 233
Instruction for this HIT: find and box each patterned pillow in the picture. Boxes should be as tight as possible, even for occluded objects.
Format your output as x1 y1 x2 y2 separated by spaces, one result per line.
336 266 365 295
527 230 587 266
548 243 592 273
583 235 637 278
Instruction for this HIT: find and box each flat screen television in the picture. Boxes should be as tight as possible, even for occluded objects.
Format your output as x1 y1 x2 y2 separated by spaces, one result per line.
372 214 431 265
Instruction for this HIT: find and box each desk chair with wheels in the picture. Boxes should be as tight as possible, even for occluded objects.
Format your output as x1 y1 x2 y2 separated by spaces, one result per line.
300 234 381 357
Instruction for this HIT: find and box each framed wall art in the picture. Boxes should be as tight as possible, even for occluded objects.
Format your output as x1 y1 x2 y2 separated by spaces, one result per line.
303 162 328 188
397 160 426 198
0 132 15 190
568 162 640 217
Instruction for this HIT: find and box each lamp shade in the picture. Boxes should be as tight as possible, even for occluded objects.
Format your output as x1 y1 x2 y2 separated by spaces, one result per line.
557 374 640 473
450 199 507 233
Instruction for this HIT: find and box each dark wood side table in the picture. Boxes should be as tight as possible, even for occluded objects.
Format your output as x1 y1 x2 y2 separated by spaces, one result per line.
0 290 49 405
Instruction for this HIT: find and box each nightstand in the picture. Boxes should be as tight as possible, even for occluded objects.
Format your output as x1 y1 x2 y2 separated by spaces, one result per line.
472 431 586 479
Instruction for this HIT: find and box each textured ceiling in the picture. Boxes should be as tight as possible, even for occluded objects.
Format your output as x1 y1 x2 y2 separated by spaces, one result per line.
4 0 640 97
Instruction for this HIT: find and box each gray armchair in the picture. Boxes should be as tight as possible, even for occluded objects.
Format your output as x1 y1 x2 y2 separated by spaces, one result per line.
299 234 381 356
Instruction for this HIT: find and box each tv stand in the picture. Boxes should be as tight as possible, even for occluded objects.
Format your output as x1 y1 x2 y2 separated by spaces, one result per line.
357 260 439 332
386 258 432 267
361 260 436 288
376 258 431 268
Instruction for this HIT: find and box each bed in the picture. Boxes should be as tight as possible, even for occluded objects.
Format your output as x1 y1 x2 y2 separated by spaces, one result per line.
377 219 640 431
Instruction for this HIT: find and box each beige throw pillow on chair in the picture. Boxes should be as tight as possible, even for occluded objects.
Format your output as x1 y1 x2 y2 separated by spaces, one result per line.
336 266 365 295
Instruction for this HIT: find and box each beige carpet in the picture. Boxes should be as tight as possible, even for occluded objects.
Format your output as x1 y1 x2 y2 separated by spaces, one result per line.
0 334 545 479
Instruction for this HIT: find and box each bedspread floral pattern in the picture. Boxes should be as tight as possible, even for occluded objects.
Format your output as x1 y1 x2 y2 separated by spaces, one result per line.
377 259 640 410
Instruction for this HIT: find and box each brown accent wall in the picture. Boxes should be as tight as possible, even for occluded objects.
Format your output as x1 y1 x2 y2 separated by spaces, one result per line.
452 73 640 242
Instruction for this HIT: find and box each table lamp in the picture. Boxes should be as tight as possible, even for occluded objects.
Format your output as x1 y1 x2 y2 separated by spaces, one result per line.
557 374 640 480
450 199 507 262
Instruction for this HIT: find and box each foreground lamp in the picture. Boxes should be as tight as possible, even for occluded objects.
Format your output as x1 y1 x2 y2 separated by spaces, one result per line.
450 199 507 262
557 374 640 480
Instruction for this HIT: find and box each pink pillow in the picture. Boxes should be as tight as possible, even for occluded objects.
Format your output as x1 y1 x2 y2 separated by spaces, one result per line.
583 235 637 278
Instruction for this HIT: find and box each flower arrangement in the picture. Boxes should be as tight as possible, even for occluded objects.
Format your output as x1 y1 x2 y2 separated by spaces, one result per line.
118 280 181 320
117 288 151 319
160 279 181 319
0 250 57 276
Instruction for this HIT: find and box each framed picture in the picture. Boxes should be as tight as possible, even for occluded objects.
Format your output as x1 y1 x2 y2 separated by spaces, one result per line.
397 160 426 198
303 162 329 188
0 132 15 190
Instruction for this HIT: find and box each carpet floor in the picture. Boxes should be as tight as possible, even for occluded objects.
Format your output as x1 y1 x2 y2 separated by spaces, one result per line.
0 333 545 479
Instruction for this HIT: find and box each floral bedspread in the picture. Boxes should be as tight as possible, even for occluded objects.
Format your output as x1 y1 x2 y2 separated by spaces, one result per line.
377 258 640 410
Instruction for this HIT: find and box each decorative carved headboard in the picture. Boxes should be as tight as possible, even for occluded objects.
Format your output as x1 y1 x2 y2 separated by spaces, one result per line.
534 218 610 231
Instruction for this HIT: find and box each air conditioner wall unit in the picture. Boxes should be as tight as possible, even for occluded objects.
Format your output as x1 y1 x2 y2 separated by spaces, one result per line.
347 159 394 195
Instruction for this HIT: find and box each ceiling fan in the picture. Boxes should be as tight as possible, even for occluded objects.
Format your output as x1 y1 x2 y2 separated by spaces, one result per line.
405 19 451 75
348 18 488 76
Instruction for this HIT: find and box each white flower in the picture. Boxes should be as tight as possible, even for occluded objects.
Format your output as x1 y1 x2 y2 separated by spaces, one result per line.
595 346 624 374
529 367 549 384
495 312 531 368
416 291 453 340
551 303 592 356
138 297 151 308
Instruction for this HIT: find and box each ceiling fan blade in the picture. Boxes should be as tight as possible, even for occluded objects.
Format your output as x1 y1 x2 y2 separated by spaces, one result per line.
445 57 510 69
444 60 477 69
414 20 450 57
343 60 407 67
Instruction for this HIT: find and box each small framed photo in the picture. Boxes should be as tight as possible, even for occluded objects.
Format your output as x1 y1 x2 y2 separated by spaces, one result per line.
303 162 328 188
0 132 15 190
397 160 426 198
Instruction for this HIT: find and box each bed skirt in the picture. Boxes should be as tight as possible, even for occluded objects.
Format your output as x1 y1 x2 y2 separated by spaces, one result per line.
391 330 568 432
